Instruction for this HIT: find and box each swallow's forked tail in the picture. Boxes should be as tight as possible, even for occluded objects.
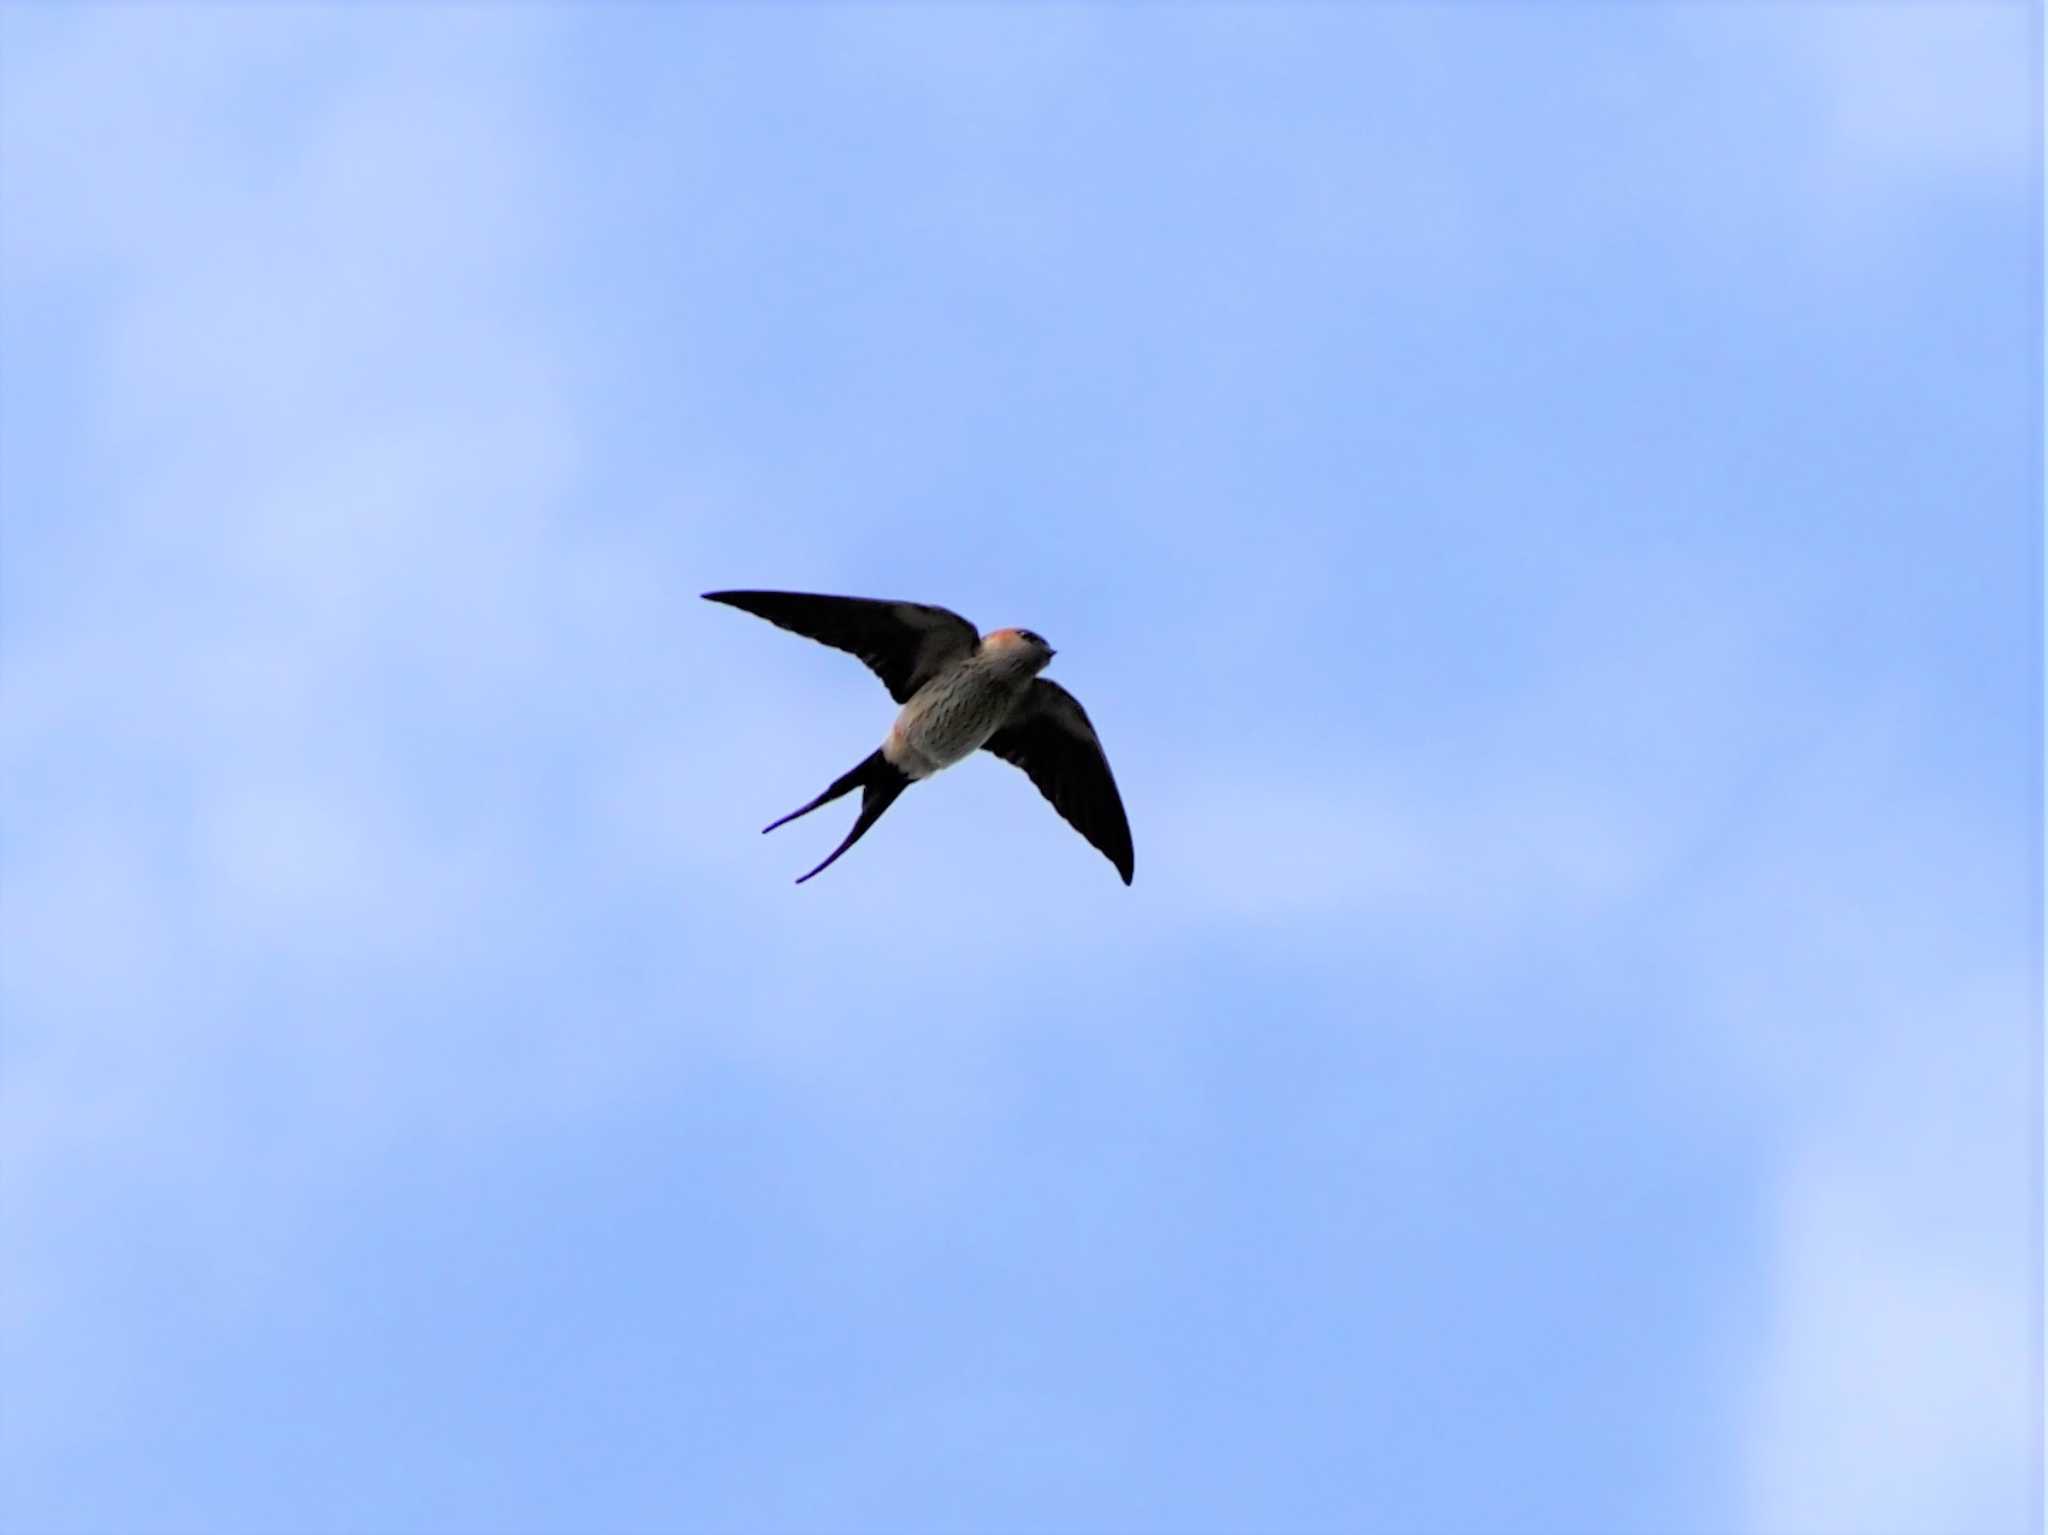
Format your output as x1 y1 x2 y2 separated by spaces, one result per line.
762 749 911 884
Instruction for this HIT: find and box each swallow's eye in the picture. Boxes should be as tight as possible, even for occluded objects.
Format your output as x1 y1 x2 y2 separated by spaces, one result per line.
1020 630 1044 647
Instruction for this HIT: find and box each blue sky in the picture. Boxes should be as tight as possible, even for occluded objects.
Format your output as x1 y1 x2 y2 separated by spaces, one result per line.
0 6 2037 1533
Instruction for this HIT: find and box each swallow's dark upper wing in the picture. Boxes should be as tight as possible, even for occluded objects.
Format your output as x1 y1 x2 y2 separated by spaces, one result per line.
983 679 1134 885
703 591 980 704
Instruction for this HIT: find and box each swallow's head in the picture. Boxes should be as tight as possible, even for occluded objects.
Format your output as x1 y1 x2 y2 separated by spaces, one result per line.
982 626 1057 673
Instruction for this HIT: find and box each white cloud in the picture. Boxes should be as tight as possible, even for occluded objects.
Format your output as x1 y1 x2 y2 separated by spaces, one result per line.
2 12 2031 1530
1745 1077 2034 1535
1800 5 2032 184
1149 615 2036 1534
1659 4 2029 190
1638 4 2030 307
1146 555 1793 943
0 2 606 1320
1672 692 2036 1534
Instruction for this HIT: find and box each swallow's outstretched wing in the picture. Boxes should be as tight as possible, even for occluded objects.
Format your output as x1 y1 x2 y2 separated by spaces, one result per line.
703 590 980 704
983 679 1134 885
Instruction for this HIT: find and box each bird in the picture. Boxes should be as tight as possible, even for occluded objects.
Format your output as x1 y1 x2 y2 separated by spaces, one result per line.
703 589 1134 886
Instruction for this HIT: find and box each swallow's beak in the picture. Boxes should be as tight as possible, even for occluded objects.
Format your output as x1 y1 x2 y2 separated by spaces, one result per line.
1045 647 1058 660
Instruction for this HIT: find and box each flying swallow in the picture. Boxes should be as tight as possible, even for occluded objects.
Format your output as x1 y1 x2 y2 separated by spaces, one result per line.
704 590 1135 885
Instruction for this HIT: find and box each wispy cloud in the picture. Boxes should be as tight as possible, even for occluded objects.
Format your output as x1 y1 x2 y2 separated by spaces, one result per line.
3 0 597 1335
2 8 2032 1533
1674 690 2037 1535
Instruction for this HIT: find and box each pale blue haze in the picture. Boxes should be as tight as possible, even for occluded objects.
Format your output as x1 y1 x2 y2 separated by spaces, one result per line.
1 6 2037 1534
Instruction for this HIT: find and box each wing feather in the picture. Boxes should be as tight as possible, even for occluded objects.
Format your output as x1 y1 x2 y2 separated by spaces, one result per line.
703 590 979 703
983 679 1134 884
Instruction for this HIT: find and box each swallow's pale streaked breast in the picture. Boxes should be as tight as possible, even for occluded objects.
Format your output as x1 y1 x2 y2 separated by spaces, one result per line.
703 590 1134 885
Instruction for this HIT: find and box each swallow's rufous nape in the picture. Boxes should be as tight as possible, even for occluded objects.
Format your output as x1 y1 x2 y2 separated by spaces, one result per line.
704 590 1134 885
